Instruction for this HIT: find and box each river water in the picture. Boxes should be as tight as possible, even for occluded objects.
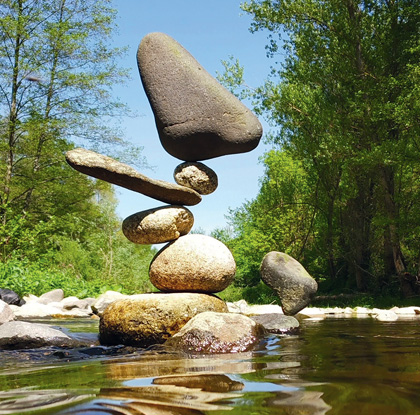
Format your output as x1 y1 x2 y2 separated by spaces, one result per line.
1 316 420 415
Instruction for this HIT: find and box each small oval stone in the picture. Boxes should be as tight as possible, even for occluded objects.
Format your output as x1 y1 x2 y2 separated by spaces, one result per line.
122 206 194 245
149 234 236 293
174 162 218 195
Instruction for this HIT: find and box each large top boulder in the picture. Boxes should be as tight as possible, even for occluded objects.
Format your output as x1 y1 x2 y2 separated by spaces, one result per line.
137 32 262 161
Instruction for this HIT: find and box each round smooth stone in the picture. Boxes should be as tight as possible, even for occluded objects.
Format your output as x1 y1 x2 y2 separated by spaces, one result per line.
149 234 236 293
122 206 194 245
174 162 218 195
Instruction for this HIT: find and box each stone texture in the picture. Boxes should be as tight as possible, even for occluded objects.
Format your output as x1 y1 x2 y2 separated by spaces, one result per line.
66 148 201 206
122 206 194 245
91 291 128 317
0 288 25 306
149 234 236 293
260 252 318 316
99 293 228 347
137 32 262 161
38 288 64 304
0 321 80 349
174 162 218 195
165 312 263 353
12 302 92 319
0 300 15 324
250 313 299 334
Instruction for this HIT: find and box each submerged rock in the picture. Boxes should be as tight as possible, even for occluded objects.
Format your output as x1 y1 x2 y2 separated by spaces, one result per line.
250 313 299 334
122 206 194 245
137 32 262 161
174 162 218 195
165 311 263 353
260 252 318 315
152 374 244 392
66 148 201 206
149 234 236 293
99 293 228 347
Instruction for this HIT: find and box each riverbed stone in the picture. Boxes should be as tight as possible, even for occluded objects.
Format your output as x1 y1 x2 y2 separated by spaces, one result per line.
122 206 194 245
260 252 318 316
0 300 15 324
149 234 236 293
0 321 79 349
99 293 228 347
173 162 218 195
66 148 201 206
38 288 64 304
165 312 263 353
91 291 129 317
137 32 262 161
0 288 25 306
250 313 299 334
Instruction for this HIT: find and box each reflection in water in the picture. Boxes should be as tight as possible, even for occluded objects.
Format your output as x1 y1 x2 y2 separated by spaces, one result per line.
2 318 420 414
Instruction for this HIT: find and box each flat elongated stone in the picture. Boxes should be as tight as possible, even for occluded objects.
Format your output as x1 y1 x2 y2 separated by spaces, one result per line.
66 148 201 206
137 32 263 161
122 206 194 244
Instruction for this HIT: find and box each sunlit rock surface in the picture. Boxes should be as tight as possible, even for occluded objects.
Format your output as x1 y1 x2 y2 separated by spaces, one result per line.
66 148 202 206
173 162 218 195
137 32 262 161
165 311 263 353
260 251 318 315
122 205 194 245
99 293 228 347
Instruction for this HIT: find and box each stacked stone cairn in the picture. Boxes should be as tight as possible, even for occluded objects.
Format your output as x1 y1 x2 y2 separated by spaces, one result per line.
65 32 264 349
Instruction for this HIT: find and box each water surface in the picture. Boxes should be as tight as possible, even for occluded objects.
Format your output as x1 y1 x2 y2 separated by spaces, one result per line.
1 317 420 414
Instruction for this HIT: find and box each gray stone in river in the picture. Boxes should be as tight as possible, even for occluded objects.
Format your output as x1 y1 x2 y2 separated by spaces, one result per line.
174 162 218 195
250 313 299 334
260 252 318 316
99 293 228 347
149 234 236 293
122 205 194 245
165 311 264 353
66 148 201 206
137 32 263 161
0 321 81 349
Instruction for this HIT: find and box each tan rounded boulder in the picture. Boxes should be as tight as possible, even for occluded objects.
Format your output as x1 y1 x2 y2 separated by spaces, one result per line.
99 293 228 347
149 234 236 293
122 206 194 245
174 162 218 195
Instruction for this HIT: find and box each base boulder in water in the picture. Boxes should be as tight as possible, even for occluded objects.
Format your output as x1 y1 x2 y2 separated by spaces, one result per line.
99 293 227 347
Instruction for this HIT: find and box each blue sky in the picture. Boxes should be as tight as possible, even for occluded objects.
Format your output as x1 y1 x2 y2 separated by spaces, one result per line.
111 0 275 234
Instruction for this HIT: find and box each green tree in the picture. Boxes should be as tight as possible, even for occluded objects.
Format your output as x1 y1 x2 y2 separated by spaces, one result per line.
222 0 420 297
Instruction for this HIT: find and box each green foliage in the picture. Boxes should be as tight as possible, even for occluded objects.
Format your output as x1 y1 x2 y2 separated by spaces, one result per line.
0 1 154 297
219 0 420 300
